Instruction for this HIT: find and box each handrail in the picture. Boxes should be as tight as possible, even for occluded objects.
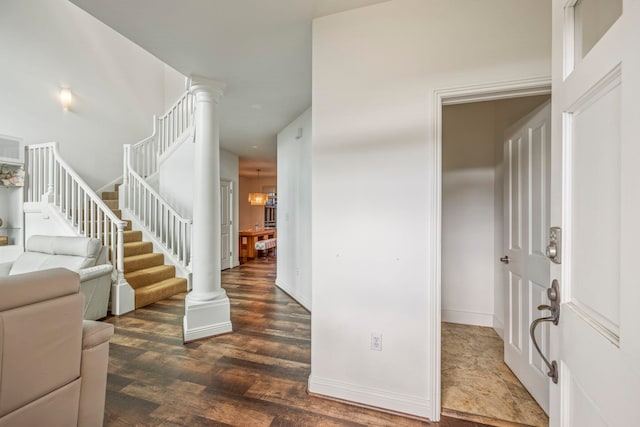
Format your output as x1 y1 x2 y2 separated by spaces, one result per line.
128 90 194 179
25 142 128 284
129 132 158 178
157 90 194 160
123 145 192 267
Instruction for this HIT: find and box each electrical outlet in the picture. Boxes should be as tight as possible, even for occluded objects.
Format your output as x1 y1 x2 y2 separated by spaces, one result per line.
371 332 382 351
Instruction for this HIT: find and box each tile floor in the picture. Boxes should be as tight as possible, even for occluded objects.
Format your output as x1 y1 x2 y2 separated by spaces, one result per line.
441 322 549 427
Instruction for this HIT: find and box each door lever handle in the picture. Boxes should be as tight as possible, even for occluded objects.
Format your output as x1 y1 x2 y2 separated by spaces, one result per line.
530 316 558 384
500 256 510 264
529 279 560 384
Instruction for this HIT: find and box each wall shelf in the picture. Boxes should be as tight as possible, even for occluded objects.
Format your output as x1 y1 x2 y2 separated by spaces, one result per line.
0 184 24 247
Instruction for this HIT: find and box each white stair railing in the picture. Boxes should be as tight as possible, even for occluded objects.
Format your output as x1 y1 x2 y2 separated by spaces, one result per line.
130 90 195 178
119 89 196 270
158 90 195 158
25 142 128 285
122 145 192 267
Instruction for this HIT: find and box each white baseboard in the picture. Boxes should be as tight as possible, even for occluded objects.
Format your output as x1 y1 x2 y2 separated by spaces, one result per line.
492 315 505 340
308 375 431 419
275 278 311 311
184 321 232 342
183 295 232 342
441 309 493 327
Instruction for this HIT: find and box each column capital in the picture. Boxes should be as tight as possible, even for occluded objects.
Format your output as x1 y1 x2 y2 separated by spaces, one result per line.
189 75 226 102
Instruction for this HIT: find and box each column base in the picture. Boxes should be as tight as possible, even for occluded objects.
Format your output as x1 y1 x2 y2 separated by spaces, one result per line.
183 294 232 342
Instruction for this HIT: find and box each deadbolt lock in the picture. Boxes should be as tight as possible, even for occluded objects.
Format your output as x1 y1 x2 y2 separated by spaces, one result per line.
546 242 557 259
546 227 562 264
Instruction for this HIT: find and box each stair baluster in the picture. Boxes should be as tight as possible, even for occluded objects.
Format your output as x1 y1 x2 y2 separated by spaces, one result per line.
25 142 133 314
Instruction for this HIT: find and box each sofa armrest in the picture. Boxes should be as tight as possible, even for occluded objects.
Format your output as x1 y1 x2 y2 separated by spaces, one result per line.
78 264 112 282
82 320 114 350
79 320 113 427
0 268 80 311
78 265 113 320
0 261 12 276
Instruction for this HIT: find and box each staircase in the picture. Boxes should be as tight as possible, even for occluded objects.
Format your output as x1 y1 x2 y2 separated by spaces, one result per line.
24 90 195 316
101 187 187 309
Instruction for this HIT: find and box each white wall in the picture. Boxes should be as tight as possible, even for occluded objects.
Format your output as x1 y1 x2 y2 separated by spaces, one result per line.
310 0 551 419
23 203 78 242
442 103 497 327
276 108 312 310
163 65 187 112
0 0 171 189
158 143 240 267
239 175 277 231
442 96 550 334
158 140 195 218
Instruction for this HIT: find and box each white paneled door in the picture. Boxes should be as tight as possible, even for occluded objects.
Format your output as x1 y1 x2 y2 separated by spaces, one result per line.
220 180 233 271
549 1 640 426
503 101 551 414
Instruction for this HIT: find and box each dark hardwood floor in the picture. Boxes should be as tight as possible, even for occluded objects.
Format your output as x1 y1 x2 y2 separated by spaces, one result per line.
103 258 491 426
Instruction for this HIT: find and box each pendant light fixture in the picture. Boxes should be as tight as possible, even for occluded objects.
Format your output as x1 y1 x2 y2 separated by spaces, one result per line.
248 169 268 206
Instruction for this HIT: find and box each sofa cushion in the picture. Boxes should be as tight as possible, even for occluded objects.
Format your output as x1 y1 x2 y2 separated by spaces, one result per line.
8 236 103 276
0 268 80 311
10 253 87 275
27 235 102 261
0 269 83 419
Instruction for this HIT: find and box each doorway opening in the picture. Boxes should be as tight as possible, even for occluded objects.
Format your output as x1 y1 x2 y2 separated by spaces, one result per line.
221 179 235 271
238 166 278 264
440 94 550 426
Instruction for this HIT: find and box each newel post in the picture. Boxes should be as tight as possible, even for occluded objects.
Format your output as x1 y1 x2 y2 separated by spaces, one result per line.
41 143 56 203
110 221 135 315
116 222 125 281
120 145 130 210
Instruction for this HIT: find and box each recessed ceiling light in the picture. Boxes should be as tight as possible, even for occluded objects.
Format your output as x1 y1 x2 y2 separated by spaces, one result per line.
251 145 258 149
250 104 262 110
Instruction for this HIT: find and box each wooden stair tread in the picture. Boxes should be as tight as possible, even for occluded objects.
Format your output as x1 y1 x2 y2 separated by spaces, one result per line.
103 200 119 209
101 190 118 200
123 241 153 257
124 252 164 273
109 230 142 245
123 230 142 243
82 220 131 231
134 277 188 309
125 265 176 288
101 185 186 311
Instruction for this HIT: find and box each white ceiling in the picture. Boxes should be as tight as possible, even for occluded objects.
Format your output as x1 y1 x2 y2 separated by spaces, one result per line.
69 0 390 176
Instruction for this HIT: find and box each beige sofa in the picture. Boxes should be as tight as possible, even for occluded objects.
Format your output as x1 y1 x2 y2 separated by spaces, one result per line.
0 268 114 427
0 235 113 320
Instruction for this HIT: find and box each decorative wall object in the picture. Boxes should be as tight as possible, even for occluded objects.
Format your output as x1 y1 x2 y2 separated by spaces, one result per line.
0 134 24 164
0 164 25 187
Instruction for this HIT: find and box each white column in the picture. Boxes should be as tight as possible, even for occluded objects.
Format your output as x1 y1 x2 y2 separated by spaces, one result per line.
183 76 232 342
